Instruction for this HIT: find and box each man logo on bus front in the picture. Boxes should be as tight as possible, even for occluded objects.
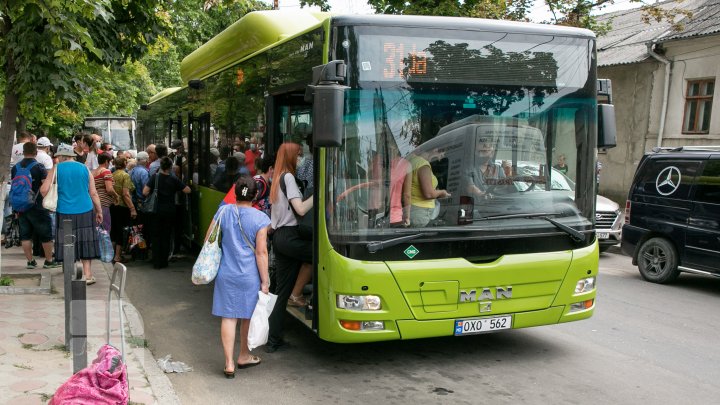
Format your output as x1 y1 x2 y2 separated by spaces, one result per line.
459 287 512 302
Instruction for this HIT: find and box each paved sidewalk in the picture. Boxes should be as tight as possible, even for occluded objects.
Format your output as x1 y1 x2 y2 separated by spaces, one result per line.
0 246 179 404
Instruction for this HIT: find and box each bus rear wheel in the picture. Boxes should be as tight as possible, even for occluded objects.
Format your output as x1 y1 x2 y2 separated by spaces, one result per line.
637 237 679 284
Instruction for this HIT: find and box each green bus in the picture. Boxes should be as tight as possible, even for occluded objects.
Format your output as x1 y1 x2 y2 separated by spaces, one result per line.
137 10 616 343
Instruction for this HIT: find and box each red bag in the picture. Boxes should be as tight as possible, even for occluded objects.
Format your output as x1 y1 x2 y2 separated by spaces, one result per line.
50 344 128 405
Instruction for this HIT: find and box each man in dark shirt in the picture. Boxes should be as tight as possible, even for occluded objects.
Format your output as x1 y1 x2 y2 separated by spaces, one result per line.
10 142 60 268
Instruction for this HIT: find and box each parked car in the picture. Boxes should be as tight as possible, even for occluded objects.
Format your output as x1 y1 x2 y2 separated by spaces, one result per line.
595 194 624 252
514 164 623 252
622 146 720 283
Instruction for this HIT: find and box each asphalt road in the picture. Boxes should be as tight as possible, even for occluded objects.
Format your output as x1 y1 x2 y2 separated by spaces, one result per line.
123 250 720 404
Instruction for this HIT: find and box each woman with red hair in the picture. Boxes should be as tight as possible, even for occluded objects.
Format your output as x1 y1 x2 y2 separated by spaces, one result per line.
266 142 313 353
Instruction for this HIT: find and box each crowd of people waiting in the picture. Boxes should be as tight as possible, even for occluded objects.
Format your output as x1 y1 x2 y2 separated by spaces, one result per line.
4 127 318 378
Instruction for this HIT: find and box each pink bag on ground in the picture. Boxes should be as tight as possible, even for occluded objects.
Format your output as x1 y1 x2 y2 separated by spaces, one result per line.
50 344 128 405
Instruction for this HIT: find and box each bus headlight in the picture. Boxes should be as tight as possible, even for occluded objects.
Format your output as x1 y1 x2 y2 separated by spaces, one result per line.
337 295 382 311
575 277 596 294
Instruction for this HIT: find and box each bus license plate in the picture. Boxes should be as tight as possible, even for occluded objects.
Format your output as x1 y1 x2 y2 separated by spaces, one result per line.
597 232 609 239
454 316 512 336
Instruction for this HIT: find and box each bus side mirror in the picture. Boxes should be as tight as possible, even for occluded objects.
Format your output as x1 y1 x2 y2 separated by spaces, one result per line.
598 104 617 149
306 61 348 148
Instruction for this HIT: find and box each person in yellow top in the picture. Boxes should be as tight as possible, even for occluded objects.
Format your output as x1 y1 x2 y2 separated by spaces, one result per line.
110 156 137 263
408 148 450 227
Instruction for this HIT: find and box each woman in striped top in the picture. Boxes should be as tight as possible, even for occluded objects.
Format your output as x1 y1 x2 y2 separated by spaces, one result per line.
92 153 119 233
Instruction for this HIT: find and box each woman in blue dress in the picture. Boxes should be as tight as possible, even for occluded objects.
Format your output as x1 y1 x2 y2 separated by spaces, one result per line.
207 175 271 378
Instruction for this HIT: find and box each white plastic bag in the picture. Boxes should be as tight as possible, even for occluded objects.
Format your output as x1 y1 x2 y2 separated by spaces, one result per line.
247 292 278 350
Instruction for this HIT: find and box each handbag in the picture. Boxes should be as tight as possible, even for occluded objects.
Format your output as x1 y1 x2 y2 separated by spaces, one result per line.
247 291 278 350
140 174 159 214
279 173 313 240
42 168 58 211
191 207 224 285
97 225 114 263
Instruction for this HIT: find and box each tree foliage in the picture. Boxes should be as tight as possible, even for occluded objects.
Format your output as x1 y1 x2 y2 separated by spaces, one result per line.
301 0 691 35
0 0 169 183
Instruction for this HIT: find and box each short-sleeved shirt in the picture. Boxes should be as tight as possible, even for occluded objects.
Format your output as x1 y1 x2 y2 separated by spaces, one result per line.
245 149 260 176
408 154 437 209
94 168 115 207
130 165 149 204
85 151 99 170
146 173 186 215
112 169 134 208
10 143 26 168
468 162 505 194
11 158 47 208
75 149 87 164
36 151 53 169
148 160 161 177
271 172 302 230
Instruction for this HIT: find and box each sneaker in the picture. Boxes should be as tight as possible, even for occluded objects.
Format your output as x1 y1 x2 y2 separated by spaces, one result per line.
26 259 37 269
86 277 96 285
43 260 62 269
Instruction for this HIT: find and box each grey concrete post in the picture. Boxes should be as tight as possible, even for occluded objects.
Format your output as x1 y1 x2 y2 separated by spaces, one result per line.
61 218 88 373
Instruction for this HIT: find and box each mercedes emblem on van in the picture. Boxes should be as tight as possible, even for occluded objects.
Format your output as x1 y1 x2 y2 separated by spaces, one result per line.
655 166 681 196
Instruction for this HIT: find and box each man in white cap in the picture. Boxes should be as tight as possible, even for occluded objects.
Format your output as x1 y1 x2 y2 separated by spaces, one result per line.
36 137 54 169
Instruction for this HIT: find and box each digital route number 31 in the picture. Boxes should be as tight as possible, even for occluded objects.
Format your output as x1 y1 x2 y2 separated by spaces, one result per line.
383 42 428 79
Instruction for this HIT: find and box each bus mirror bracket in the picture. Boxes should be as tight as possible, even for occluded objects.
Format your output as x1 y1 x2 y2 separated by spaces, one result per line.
597 104 617 149
306 60 348 148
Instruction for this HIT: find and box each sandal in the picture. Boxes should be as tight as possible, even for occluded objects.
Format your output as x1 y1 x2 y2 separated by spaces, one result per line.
86 277 96 286
237 355 261 369
288 294 306 307
223 368 235 379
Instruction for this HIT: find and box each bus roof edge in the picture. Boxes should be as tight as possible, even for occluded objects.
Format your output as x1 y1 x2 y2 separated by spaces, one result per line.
180 10 329 84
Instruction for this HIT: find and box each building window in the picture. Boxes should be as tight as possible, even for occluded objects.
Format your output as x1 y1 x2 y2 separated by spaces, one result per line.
682 79 714 134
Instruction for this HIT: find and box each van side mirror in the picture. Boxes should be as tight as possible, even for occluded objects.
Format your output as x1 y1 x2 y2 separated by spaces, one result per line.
598 104 617 149
305 61 348 148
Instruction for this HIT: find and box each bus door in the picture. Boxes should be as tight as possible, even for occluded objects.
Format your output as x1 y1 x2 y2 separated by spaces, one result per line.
268 90 316 329
188 112 212 245
267 92 313 156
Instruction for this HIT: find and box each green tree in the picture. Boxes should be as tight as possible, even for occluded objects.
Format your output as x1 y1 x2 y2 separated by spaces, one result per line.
0 0 169 182
302 0 533 19
545 0 692 34
301 0 690 34
141 0 270 91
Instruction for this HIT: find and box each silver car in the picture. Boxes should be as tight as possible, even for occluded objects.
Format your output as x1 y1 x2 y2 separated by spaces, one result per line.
515 164 624 252
595 194 624 253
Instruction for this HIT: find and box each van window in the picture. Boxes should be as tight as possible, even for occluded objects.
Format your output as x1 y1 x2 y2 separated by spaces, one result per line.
634 159 702 199
694 160 720 203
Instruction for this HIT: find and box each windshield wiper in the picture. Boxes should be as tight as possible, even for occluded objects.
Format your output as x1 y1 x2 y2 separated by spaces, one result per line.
472 212 585 243
366 232 438 253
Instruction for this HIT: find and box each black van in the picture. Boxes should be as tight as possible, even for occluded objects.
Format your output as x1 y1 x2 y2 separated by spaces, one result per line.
622 146 720 283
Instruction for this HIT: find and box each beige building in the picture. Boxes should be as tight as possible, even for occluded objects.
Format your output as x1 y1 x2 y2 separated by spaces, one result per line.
597 0 720 204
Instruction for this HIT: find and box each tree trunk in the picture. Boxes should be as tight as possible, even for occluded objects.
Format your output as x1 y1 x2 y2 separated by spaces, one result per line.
0 12 17 186
0 14 19 272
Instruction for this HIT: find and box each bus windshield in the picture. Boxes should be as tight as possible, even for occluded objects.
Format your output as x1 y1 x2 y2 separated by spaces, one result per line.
83 118 135 151
326 27 596 243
